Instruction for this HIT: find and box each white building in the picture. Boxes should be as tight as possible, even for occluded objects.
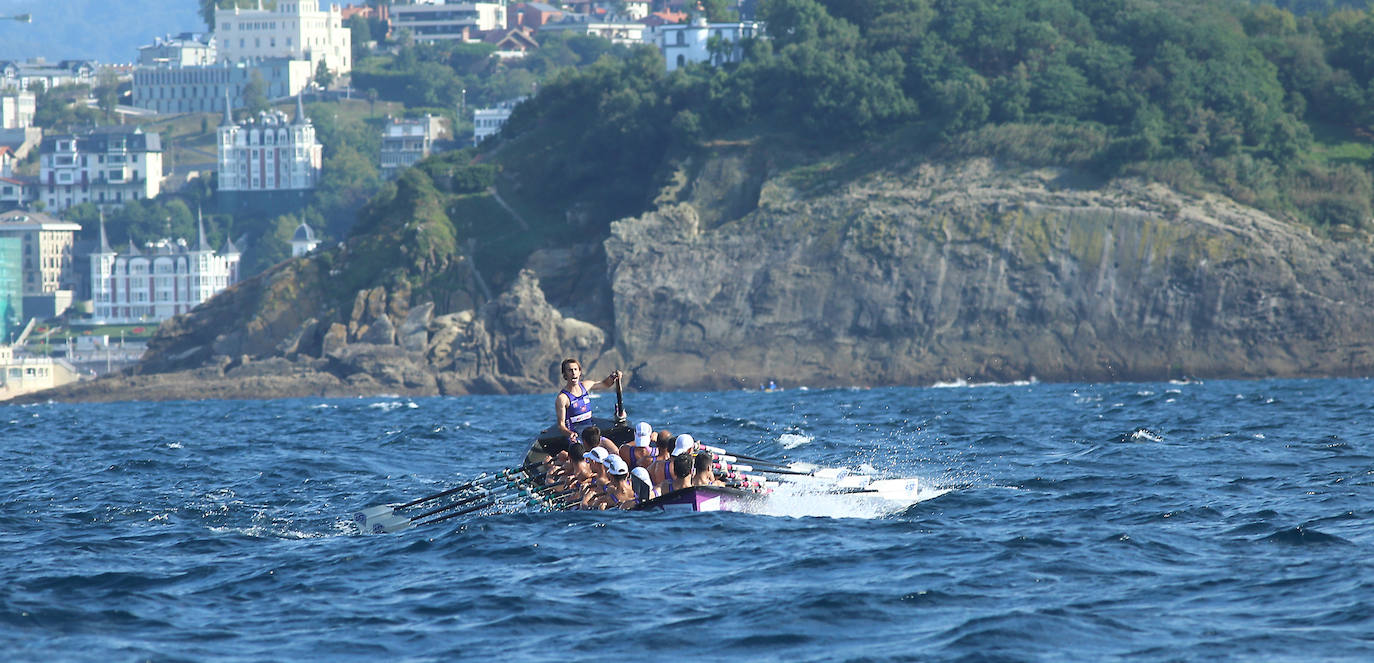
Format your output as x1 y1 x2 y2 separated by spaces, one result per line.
390 1 509 43
0 209 81 319
473 97 524 145
217 96 323 193
539 15 647 45
0 59 97 92
132 58 315 116
380 114 446 179
38 126 163 214
0 91 35 129
215 0 352 77
89 215 241 324
646 17 763 71
139 33 217 68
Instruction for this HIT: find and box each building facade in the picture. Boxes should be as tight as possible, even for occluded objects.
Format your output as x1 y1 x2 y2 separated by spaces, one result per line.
89 217 241 324
0 210 81 319
217 96 323 193
0 236 20 342
0 91 35 129
539 15 647 45
138 33 217 67
390 1 509 43
647 18 763 71
132 58 315 116
38 126 163 214
380 114 446 179
215 1 352 77
0 59 97 92
473 97 524 145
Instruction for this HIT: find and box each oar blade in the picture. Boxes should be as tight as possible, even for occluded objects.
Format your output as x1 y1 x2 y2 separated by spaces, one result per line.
369 515 414 534
354 505 394 524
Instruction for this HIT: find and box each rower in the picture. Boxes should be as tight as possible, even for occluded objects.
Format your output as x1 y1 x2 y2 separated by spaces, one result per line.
662 433 696 485
557 442 593 492
657 454 694 495
583 425 618 458
647 431 676 484
579 447 611 509
593 456 636 510
692 452 721 486
619 421 657 470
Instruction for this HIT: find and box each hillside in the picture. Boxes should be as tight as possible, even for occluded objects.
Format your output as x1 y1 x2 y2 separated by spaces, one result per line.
19 0 1374 401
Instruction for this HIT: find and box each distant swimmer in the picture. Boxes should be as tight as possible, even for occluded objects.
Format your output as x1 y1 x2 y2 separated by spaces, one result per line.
554 358 621 444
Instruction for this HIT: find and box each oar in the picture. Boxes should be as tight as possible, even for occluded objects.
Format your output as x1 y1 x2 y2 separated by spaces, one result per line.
369 473 553 533
365 469 549 532
714 461 813 477
613 371 626 425
354 466 532 524
413 499 497 527
701 445 795 470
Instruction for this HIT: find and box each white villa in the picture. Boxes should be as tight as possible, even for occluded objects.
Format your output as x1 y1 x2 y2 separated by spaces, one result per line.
646 17 763 71
217 96 323 194
89 216 241 324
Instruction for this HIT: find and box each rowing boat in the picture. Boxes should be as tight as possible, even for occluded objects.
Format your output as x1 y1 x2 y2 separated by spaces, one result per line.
525 417 766 513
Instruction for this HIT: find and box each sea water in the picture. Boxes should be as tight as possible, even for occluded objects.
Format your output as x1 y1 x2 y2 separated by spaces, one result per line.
3 379 1372 662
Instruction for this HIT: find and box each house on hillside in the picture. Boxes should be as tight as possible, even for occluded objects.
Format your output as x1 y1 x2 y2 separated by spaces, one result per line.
389 2 508 44
509 3 564 29
138 33 217 68
216 95 322 214
89 215 241 324
539 14 646 45
0 59 97 92
473 97 525 146
38 126 163 214
484 27 540 57
646 16 763 71
380 114 448 179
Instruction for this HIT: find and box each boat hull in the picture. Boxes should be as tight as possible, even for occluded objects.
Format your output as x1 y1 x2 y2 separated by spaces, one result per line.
634 484 760 512
524 422 764 513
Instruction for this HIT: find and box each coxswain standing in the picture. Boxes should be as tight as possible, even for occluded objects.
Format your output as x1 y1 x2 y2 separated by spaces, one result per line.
554 359 621 445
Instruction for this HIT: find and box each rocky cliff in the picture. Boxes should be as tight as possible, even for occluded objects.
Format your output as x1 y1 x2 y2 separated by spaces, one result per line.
22 154 1374 403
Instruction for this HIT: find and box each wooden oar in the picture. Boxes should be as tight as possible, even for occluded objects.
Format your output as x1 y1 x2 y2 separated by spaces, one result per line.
613 372 626 425
354 465 533 525
368 472 552 533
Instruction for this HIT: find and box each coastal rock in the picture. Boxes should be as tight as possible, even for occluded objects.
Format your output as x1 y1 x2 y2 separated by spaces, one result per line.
605 157 1374 388
24 154 1374 404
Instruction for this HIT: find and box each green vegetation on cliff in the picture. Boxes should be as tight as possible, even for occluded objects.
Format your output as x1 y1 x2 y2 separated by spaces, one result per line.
488 0 1374 237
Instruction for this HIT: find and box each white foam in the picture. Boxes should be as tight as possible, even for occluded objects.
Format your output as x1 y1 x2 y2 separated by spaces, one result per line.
932 377 1039 388
779 433 812 449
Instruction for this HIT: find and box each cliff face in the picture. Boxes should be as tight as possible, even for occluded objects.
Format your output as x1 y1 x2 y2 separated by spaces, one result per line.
607 157 1374 388
24 155 1374 402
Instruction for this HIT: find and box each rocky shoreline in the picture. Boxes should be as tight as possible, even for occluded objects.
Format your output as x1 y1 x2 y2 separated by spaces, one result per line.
14 156 1374 404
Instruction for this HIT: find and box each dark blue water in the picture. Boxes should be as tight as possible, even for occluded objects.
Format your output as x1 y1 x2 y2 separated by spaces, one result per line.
4 379 1372 662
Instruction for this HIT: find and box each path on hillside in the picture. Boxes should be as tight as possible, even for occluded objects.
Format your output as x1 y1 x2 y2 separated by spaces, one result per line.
486 186 530 230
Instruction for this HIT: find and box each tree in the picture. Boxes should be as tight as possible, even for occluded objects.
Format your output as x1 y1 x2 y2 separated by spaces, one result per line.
242 71 269 116
315 59 335 90
94 69 120 122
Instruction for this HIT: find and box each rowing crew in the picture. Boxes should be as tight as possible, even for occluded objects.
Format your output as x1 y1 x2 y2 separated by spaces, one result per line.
541 422 766 509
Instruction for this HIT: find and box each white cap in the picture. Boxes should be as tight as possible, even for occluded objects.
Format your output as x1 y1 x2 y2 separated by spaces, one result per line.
634 421 653 448
672 434 696 457
630 466 652 487
606 455 629 476
584 447 609 464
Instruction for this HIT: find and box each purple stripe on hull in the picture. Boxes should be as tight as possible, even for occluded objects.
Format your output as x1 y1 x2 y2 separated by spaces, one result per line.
639 486 757 512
